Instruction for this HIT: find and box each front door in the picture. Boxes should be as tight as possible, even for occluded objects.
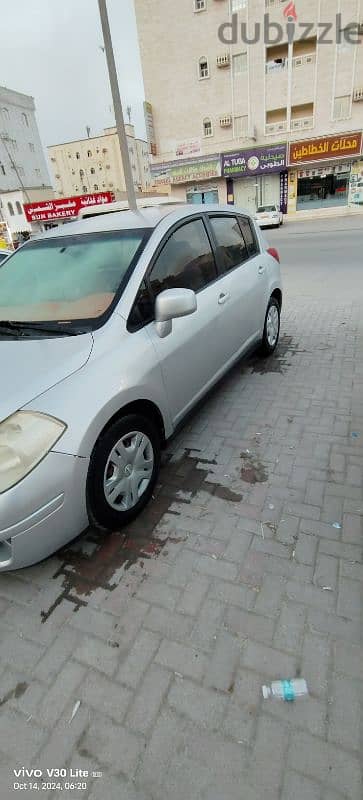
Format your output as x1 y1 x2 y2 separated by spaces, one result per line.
140 217 230 426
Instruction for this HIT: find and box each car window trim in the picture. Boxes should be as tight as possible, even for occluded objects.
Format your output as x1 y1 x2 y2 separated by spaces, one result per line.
236 214 260 258
205 212 256 276
127 213 220 333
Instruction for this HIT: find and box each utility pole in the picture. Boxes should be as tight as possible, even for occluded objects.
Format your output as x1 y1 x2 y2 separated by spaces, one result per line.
98 0 137 211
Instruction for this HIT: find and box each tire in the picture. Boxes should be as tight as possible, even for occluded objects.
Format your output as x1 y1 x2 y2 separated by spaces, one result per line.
260 297 281 356
87 413 161 530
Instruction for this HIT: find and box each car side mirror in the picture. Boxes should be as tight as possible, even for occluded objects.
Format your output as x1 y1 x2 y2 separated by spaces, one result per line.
155 288 197 338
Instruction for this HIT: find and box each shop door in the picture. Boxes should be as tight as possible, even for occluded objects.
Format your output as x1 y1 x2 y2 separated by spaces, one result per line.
233 178 257 214
261 174 280 207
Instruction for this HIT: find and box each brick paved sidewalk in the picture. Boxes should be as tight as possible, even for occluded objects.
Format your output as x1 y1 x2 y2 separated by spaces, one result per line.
0 295 362 800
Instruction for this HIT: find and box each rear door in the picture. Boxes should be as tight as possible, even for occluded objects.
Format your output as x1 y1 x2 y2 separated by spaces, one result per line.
206 213 268 363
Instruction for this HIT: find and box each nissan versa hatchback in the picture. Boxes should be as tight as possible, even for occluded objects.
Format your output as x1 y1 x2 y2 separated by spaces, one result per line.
0 204 282 570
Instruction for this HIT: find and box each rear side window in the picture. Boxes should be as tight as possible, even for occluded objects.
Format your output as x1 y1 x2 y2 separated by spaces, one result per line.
209 215 249 272
149 218 217 296
238 216 259 257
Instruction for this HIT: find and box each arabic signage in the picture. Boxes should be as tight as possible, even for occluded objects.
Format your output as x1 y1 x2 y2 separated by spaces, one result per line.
23 192 115 223
154 156 221 186
143 101 157 157
222 144 287 178
279 171 289 214
289 132 362 165
175 138 202 159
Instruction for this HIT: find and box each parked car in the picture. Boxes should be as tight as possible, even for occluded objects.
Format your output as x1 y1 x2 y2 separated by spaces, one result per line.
0 204 282 570
0 250 12 264
255 204 283 229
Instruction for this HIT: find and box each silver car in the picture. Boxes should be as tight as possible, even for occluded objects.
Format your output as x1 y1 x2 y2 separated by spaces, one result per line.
0 249 12 264
0 204 282 570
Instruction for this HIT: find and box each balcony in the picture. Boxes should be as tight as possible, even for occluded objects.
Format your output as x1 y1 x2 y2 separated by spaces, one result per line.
265 120 287 135
291 116 314 132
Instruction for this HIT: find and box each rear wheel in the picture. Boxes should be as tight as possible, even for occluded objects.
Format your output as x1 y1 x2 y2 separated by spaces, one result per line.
87 413 161 529
260 297 280 356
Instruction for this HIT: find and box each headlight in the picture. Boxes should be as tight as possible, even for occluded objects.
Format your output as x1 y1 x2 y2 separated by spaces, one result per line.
0 411 66 493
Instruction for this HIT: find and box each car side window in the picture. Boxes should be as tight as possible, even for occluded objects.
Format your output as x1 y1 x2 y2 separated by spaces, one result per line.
128 279 154 329
238 216 260 257
148 218 217 297
209 215 249 273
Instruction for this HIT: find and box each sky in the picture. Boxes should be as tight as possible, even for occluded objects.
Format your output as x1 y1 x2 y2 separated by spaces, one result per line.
0 0 146 147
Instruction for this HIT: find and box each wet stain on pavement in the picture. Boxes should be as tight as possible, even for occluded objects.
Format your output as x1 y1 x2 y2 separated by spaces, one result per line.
41 450 243 621
248 335 305 375
240 452 268 484
0 681 28 707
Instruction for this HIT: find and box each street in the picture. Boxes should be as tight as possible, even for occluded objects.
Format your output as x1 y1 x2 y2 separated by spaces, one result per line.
0 216 362 800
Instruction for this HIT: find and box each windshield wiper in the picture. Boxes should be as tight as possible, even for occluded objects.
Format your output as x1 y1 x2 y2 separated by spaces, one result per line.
0 320 86 337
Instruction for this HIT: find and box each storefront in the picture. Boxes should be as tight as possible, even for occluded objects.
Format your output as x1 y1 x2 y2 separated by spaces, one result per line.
221 144 288 215
151 155 224 204
288 132 362 212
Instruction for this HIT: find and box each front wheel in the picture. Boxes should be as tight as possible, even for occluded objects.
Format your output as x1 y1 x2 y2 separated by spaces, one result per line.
87 413 161 530
260 297 280 356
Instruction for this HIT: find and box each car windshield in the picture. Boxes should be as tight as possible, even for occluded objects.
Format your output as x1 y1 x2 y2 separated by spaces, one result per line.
257 206 276 213
0 229 150 327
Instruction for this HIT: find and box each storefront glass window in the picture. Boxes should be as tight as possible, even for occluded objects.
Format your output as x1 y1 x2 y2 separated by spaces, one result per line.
297 170 350 210
187 189 219 204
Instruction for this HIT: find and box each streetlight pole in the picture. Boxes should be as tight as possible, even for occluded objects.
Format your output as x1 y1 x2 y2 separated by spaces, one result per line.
98 0 137 211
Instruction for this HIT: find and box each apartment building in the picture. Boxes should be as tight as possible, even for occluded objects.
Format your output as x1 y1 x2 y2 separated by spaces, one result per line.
135 0 363 214
0 86 53 242
48 124 152 199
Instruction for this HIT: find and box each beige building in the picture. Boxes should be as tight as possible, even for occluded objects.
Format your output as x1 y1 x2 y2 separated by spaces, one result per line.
135 0 363 214
48 124 152 199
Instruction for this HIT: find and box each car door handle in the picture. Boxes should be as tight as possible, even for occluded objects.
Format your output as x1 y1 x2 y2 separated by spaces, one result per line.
218 292 230 305
258 266 266 275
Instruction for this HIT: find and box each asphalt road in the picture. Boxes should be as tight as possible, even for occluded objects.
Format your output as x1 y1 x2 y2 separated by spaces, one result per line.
266 216 363 302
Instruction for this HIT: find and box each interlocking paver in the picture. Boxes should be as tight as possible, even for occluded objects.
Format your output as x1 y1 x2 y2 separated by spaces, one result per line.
1 237 362 800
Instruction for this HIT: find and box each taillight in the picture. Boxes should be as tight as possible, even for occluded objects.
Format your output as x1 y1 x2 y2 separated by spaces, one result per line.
267 247 280 263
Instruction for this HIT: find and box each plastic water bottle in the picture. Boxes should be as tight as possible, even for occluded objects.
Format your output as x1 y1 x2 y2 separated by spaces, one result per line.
262 679 308 701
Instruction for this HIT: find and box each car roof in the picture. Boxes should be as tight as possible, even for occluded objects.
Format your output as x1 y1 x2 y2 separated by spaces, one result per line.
32 204 253 241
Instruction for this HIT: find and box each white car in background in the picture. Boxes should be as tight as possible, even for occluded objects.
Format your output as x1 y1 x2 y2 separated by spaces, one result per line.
255 204 283 229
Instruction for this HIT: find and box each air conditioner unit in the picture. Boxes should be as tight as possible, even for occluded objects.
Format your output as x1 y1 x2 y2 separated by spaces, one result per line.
353 87 363 101
216 53 230 68
220 115 232 127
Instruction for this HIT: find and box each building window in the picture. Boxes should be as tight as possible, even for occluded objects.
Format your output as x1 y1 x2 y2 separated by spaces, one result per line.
1 107 10 121
333 95 351 120
203 118 213 137
198 57 209 79
76 152 80 159
82 186 88 193
234 115 248 137
194 0 206 10
16 201 22 214
94 184 99 191
21 112 29 126
232 0 247 10
233 52 247 76
87 150 92 157
7 202 14 216
90 167 95 174
80 169 84 177
29 142 35 152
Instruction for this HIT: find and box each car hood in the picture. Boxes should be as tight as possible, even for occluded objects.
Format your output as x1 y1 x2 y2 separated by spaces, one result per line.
0 333 93 423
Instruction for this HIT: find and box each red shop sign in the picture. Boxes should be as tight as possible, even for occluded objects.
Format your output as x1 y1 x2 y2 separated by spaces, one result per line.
24 191 115 223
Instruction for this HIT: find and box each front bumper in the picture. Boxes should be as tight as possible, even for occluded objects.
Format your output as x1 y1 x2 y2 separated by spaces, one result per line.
0 451 89 571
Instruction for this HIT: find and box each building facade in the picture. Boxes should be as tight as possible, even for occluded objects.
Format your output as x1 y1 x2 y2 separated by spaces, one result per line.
48 125 152 199
0 86 53 241
134 0 363 214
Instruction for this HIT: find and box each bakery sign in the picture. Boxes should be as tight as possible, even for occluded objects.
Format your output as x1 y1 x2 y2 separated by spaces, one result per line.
289 132 362 165
24 191 115 223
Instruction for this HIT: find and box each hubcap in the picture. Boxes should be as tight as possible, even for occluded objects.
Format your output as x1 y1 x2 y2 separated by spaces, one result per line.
266 305 279 347
103 431 154 511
